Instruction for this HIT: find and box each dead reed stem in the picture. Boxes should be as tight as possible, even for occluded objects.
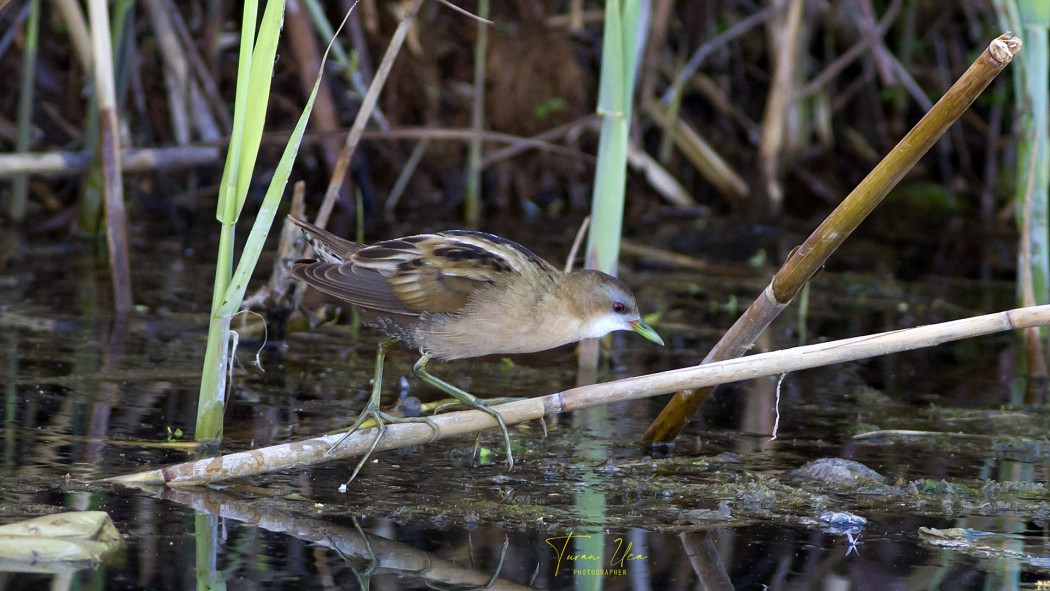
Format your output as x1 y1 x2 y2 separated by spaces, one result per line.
643 33 1023 445
107 303 1050 486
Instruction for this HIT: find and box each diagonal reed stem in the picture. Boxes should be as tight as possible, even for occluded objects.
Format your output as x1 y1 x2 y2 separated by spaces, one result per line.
643 33 1023 445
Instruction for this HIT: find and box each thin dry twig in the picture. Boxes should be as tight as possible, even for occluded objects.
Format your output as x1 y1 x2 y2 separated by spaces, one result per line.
564 216 590 273
384 138 430 216
434 0 493 25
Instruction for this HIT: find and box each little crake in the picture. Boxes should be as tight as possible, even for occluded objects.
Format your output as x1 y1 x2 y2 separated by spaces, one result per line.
289 216 663 478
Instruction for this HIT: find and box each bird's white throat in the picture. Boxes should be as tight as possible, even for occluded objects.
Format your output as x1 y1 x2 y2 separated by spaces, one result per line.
581 313 636 339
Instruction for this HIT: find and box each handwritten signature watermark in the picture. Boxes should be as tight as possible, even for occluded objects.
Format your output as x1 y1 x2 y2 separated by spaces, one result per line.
545 532 648 577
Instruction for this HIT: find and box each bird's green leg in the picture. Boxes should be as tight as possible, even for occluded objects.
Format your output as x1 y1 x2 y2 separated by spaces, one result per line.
413 352 518 469
328 337 438 483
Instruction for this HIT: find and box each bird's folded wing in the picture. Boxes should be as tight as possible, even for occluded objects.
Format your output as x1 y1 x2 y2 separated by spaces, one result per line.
293 248 495 317
294 231 556 316
291 261 420 316
355 236 508 314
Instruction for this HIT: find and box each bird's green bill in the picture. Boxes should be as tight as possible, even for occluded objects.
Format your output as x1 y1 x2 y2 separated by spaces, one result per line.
630 319 665 346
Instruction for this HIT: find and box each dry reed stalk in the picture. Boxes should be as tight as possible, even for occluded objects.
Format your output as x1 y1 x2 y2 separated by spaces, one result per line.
88 0 133 312
0 146 220 177
757 0 803 215
626 141 695 207
644 101 748 202
642 33 1023 445
106 303 1050 486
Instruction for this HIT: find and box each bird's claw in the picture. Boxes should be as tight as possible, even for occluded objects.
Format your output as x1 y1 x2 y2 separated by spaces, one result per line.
328 402 440 486
433 397 522 470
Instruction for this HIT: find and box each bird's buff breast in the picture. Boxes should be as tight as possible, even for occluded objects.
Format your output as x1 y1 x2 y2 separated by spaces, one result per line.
415 311 583 360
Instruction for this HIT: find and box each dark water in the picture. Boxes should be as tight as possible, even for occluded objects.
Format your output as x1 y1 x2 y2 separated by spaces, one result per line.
1 222 1049 590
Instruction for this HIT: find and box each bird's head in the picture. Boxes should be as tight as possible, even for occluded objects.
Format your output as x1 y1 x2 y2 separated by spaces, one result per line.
563 270 664 346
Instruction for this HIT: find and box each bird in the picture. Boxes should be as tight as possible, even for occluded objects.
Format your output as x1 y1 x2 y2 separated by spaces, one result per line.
288 216 664 479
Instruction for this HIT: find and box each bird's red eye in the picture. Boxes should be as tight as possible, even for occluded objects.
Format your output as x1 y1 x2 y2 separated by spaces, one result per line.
612 301 626 313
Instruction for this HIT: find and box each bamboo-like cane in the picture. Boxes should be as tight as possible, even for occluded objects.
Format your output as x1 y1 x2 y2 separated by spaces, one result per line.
642 33 1023 446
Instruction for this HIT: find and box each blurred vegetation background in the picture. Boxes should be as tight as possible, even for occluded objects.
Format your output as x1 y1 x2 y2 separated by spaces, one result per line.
0 0 1039 286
